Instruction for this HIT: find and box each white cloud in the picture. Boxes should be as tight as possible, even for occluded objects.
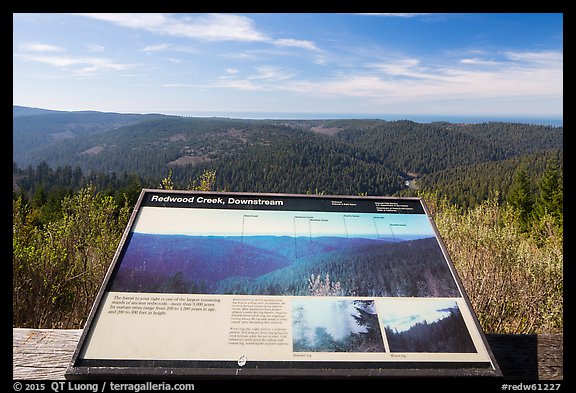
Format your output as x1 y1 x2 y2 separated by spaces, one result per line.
75 13 169 30
370 58 422 76
380 300 457 333
459 58 499 66
76 13 320 52
19 43 64 52
162 83 197 88
215 66 296 90
218 68 240 80
215 79 261 91
273 38 319 51
77 13 268 42
248 66 295 81
86 44 105 52
460 50 562 69
141 43 172 52
504 50 563 66
172 14 268 42
355 13 431 18
313 54 328 65
16 54 133 74
211 49 562 111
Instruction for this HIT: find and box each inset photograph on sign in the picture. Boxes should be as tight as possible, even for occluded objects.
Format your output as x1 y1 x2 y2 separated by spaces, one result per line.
379 298 477 353
66 190 501 378
291 298 385 353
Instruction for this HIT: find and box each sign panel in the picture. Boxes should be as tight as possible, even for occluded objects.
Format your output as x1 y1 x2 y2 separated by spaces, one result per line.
66 190 500 378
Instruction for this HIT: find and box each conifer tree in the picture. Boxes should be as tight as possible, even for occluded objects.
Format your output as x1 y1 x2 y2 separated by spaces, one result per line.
506 167 534 232
534 158 563 228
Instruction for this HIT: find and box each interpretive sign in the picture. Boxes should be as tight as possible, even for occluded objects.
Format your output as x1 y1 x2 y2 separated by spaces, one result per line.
66 190 501 378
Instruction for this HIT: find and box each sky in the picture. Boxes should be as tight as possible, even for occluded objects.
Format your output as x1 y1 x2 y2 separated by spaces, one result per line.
379 299 460 333
13 13 563 119
133 207 436 239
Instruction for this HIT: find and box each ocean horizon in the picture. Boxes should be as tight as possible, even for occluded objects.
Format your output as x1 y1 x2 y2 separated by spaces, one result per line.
165 111 563 127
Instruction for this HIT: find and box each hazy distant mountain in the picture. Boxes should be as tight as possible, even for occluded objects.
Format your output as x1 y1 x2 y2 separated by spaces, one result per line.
13 106 64 117
13 106 168 162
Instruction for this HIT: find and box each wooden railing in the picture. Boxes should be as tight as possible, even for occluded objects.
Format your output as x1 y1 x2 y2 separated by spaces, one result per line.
13 328 562 380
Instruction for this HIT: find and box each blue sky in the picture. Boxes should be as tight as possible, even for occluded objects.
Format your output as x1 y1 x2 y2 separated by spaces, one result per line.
133 207 436 239
13 13 563 118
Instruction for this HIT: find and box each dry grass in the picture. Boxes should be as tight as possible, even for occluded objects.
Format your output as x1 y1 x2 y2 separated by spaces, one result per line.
13 185 130 329
427 194 562 334
13 184 562 333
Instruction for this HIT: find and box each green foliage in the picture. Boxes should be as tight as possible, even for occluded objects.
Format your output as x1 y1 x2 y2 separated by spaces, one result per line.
503 157 563 240
506 167 534 232
13 109 166 164
412 149 562 208
166 126 405 195
160 169 218 191
187 169 217 191
13 161 152 208
336 120 562 175
13 184 130 328
426 192 562 334
13 113 562 202
159 169 175 190
534 157 563 229
11 119 564 334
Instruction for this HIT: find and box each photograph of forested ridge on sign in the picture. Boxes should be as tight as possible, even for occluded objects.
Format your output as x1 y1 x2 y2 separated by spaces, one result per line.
381 299 477 353
110 206 461 297
292 299 385 352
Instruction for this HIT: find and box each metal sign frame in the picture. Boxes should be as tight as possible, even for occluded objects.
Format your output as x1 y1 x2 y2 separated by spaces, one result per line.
66 189 501 379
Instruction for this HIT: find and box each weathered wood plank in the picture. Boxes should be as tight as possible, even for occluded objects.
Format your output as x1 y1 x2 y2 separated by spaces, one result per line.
485 334 563 380
536 334 564 380
13 329 82 380
13 329 563 380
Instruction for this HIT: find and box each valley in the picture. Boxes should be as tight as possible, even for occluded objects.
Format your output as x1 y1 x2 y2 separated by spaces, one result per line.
13 106 563 207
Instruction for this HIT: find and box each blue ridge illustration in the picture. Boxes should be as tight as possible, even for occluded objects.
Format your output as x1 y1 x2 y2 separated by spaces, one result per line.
111 233 461 297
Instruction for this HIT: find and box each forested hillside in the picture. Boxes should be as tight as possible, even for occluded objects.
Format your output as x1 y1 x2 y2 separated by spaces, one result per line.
12 107 563 334
13 107 563 203
13 108 166 163
411 149 563 208
334 120 562 174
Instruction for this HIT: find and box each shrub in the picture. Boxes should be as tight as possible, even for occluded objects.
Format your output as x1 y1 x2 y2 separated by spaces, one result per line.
426 192 562 334
13 184 130 328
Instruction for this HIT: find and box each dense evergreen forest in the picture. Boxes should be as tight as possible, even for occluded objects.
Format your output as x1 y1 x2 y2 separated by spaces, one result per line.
384 306 476 353
13 106 165 161
12 107 563 334
13 106 562 203
12 161 151 226
216 237 460 297
411 149 563 208
111 234 460 298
